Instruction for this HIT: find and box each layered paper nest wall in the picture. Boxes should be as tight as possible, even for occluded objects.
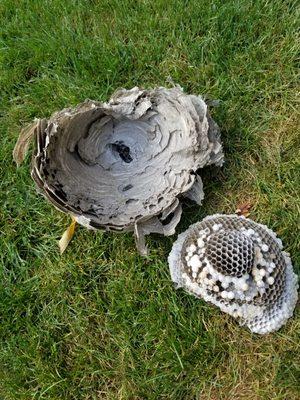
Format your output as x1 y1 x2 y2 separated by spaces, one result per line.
15 86 224 254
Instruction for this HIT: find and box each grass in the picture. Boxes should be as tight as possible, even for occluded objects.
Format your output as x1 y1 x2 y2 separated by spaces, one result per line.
0 0 299 398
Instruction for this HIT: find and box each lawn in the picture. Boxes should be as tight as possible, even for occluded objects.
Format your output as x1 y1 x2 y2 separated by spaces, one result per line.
0 0 299 399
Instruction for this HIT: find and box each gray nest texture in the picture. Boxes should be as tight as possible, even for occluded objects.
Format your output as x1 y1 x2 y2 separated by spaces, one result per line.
15 86 224 254
168 214 298 334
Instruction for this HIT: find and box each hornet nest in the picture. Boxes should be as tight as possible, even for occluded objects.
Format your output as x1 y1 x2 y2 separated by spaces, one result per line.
168 214 298 334
14 86 224 254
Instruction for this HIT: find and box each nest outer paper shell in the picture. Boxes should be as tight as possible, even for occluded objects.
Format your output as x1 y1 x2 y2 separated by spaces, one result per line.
15 86 224 254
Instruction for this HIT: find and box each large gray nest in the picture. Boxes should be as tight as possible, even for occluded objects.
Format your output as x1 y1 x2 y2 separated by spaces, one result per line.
14 86 224 254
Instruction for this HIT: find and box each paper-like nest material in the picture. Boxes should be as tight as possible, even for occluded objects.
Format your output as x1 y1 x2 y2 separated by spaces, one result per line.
14 87 223 254
168 214 298 334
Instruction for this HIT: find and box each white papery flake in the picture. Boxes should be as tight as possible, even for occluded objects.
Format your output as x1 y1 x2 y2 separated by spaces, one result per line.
16 86 224 254
168 214 298 334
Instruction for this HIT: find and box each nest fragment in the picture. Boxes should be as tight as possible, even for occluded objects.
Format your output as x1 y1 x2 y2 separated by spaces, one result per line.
168 214 298 334
14 86 223 254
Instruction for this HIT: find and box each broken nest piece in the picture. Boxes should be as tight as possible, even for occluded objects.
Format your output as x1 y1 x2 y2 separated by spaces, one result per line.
168 214 298 334
14 86 223 254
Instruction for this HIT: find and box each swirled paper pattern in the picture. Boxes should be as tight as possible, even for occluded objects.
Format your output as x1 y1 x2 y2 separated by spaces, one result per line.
15 86 224 254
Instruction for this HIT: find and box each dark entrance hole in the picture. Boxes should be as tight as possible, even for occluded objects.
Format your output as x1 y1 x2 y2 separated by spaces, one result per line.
111 141 133 163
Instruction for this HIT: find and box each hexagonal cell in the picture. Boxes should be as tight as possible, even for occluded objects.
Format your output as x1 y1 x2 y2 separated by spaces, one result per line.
168 214 298 334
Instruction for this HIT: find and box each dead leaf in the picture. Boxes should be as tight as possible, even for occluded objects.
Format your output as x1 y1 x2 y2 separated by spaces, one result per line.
235 202 252 217
59 216 77 254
